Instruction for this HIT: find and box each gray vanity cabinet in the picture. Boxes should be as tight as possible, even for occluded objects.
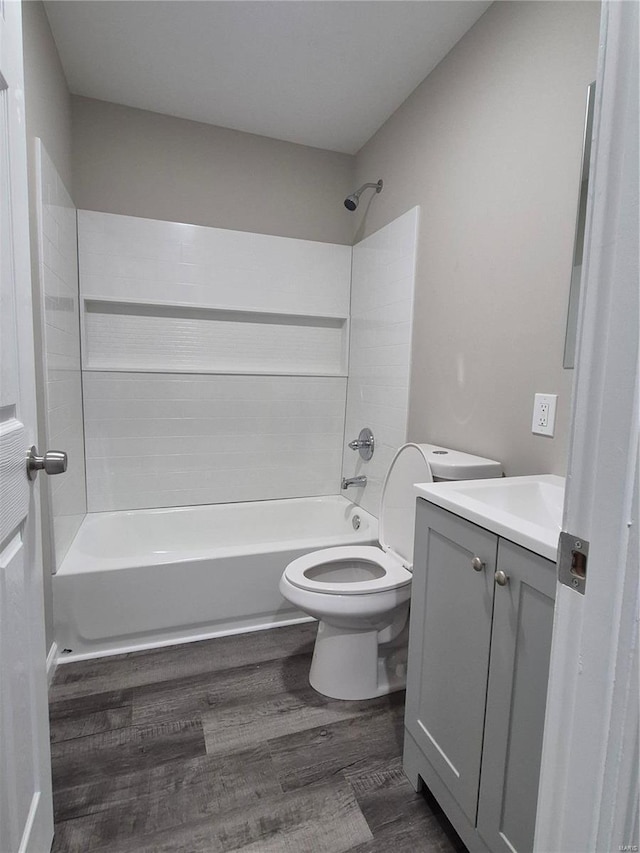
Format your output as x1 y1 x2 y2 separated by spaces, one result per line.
404 503 498 824
404 500 556 853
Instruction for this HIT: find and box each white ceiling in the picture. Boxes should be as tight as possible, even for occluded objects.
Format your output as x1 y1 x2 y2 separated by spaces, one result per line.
45 1 491 155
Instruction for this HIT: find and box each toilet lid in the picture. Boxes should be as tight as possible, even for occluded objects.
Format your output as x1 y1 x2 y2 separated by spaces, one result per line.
284 546 412 595
379 443 433 569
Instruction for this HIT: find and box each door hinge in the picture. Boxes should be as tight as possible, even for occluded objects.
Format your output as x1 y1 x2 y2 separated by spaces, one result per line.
558 532 589 595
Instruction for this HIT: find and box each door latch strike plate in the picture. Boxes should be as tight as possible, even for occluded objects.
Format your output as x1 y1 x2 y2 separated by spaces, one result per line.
558 531 588 595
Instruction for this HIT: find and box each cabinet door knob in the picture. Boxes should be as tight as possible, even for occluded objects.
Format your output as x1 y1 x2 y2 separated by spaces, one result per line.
471 556 485 572
495 570 509 587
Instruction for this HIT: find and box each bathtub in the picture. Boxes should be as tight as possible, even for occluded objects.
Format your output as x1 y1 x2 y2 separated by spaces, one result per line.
53 495 377 662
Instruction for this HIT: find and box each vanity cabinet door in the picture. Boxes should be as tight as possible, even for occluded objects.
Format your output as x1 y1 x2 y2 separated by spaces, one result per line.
476 539 556 853
405 502 498 825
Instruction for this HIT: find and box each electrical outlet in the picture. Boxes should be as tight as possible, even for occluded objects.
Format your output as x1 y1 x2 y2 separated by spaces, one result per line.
537 402 550 428
532 394 557 436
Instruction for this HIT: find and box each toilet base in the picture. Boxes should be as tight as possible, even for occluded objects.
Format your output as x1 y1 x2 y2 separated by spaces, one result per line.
309 620 408 700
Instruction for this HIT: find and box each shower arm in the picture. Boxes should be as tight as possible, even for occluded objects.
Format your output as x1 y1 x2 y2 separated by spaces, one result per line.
356 182 382 193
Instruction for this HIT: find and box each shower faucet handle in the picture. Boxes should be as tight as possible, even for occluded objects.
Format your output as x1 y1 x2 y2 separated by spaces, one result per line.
348 437 373 450
348 428 375 461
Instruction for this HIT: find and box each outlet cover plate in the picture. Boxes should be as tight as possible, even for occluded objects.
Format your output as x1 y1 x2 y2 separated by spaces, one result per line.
532 393 557 436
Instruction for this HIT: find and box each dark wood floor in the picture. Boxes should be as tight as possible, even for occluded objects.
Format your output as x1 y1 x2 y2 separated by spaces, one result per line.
49 622 466 853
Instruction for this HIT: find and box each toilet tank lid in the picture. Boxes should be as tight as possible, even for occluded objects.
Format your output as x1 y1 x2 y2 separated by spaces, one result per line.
417 444 503 480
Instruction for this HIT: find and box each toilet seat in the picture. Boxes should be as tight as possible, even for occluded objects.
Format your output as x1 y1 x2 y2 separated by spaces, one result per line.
284 546 412 596
284 444 434 598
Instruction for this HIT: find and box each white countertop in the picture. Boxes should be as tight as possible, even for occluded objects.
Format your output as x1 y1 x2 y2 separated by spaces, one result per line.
415 474 565 561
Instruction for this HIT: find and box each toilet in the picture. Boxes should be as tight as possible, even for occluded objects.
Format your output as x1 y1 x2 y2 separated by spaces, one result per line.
279 443 502 700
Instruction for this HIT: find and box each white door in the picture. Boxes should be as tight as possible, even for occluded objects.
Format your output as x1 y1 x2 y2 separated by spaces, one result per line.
0 1 54 852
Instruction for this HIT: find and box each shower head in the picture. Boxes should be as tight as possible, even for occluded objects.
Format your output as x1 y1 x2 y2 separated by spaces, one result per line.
344 179 383 211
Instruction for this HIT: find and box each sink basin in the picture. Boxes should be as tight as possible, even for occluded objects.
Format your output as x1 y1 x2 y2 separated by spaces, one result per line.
414 474 565 561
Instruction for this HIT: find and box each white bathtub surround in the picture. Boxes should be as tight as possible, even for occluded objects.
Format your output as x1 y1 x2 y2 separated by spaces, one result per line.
77 210 352 512
342 207 419 517
34 140 87 568
78 209 350 377
83 373 346 511
77 210 351 317
82 301 347 375
53 496 377 660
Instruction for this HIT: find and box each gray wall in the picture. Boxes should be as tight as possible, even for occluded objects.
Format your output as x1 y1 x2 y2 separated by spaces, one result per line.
22 0 75 657
352 1 600 475
22 1 73 190
71 96 355 245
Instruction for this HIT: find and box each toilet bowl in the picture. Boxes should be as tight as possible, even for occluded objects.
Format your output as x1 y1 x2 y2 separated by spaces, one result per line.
279 442 502 700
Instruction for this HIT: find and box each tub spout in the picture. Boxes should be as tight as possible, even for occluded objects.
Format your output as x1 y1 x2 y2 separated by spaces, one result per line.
341 476 367 490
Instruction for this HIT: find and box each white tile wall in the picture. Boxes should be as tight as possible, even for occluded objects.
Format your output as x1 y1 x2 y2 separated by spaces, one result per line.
35 141 87 566
78 210 352 317
341 207 419 517
83 302 347 375
76 208 420 514
83 373 346 511
77 211 353 512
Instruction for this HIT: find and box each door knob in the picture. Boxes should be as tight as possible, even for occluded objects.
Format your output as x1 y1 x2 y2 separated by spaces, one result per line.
494 570 509 587
26 446 67 480
471 556 485 572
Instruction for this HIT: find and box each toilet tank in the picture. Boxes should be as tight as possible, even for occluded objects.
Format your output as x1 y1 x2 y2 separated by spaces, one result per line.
417 444 502 481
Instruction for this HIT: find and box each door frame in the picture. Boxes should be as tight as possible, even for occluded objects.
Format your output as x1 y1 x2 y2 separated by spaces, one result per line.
535 1 639 850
